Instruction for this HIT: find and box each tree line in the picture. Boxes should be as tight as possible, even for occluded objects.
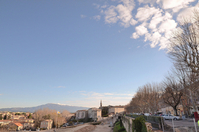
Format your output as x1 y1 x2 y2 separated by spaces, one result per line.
33 108 70 128
125 9 199 116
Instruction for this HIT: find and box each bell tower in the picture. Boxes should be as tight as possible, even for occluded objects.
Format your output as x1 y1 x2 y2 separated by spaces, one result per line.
100 100 102 108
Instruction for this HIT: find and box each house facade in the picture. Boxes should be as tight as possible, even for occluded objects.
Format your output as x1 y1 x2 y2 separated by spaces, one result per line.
14 123 23 131
108 106 125 116
0 120 12 126
75 110 88 120
11 115 26 120
22 122 35 130
88 108 101 121
40 120 53 130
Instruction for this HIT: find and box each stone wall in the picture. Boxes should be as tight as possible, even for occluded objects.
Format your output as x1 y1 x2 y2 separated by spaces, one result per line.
121 116 133 132
121 116 153 132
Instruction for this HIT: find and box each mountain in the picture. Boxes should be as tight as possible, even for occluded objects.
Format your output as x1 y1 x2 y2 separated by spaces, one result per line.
0 103 89 113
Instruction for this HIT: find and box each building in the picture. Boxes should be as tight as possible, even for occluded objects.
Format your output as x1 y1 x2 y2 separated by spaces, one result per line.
88 108 101 121
11 115 26 120
22 122 35 130
99 100 110 117
40 120 53 130
0 120 12 126
99 100 125 117
14 123 23 131
160 105 184 116
75 110 88 120
108 106 125 115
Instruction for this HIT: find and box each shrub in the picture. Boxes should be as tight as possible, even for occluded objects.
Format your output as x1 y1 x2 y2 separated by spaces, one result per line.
132 116 147 132
91 122 101 125
127 114 164 129
113 120 126 132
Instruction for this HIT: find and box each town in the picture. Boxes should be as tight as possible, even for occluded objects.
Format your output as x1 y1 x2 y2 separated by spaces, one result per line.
1 97 199 132
0 101 125 131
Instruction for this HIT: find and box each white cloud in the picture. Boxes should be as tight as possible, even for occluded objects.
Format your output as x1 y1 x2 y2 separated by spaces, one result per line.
130 18 138 25
80 15 86 18
177 3 199 23
116 4 134 27
135 24 148 36
131 32 139 39
158 19 177 33
136 5 160 22
162 0 195 12
148 11 163 30
64 91 135 107
104 6 118 23
104 0 135 27
94 0 196 50
57 103 66 106
146 32 162 48
132 5 178 49
104 93 114 95
137 0 156 4
101 5 108 8
93 15 101 21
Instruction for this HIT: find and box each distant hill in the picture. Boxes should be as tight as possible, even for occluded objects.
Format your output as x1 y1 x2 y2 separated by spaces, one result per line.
0 103 89 113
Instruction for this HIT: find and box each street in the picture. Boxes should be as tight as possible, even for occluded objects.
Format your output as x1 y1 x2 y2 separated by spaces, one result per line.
164 119 199 128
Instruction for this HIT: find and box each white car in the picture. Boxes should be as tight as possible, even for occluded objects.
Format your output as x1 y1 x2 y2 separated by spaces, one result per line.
144 113 151 116
162 114 180 120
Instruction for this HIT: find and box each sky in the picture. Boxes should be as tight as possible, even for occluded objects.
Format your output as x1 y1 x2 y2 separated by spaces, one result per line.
0 0 198 109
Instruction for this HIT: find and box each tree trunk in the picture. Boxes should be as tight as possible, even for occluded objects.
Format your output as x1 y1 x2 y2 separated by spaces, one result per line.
173 106 178 116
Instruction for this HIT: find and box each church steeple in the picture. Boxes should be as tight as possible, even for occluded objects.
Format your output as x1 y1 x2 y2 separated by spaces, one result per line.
100 100 102 108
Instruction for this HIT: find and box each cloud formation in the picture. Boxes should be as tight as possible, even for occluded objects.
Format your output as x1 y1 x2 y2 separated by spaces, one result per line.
79 91 135 106
93 15 101 21
80 15 86 18
103 0 137 27
94 0 197 50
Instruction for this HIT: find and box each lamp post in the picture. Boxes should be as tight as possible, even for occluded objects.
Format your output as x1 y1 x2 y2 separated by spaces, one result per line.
57 111 60 129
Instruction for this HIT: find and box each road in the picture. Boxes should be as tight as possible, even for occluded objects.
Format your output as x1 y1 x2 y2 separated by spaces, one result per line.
164 119 199 128
42 117 113 132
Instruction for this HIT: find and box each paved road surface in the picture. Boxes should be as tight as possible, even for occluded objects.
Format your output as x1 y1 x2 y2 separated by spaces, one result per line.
42 124 92 132
91 124 112 132
164 119 199 128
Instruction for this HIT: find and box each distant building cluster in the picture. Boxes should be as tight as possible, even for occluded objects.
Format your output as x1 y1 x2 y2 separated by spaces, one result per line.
75 100 125 122
0 101 125 131
0 112 35 131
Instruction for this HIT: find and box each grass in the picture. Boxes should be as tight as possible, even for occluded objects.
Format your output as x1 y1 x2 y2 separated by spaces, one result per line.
113 120 126 132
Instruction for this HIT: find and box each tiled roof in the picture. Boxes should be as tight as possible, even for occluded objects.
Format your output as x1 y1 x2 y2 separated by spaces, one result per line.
76 110 87 112
42 119 52 122
0 120 12 123
14 122 23 126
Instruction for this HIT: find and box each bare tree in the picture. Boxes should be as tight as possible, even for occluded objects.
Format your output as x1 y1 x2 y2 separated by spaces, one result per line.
126 83 161 114
162 74 183 116
168 17 199 75
34 108 68 128
173 64 199 113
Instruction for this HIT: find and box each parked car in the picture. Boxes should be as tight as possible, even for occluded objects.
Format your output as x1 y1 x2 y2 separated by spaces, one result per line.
162 114 180 120
62 123 69 127
74 122 78 125
144 113 151 116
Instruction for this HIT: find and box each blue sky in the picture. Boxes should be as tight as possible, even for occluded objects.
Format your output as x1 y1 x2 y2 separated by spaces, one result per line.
0 0 198 108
